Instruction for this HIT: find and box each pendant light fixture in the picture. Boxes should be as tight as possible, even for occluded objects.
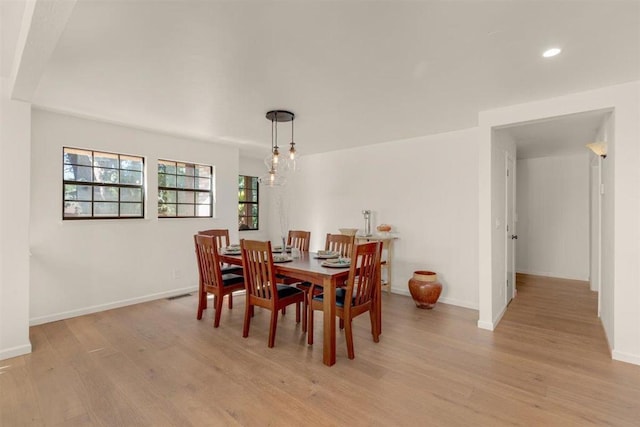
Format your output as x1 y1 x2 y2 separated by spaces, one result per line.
259 110 297 187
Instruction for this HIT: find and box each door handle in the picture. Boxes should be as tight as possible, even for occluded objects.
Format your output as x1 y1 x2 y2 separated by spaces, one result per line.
511 235 518 240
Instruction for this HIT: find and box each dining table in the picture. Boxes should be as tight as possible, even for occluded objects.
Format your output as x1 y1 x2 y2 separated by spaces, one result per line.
219 249 382 366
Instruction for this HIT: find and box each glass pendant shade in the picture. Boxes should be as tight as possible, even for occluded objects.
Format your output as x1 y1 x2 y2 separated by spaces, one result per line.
258 169 287 187
261 110 298 187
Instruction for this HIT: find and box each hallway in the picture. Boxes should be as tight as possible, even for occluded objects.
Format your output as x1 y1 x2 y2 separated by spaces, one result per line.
495 274 640 424
502 274 604 350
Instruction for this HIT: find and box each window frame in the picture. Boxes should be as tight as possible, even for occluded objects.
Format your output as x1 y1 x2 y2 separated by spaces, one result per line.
62 147 145 220
158 159 213 219
238 175 259 231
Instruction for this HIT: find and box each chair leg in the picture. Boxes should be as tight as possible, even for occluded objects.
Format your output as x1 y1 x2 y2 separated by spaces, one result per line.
339 318 345 329
302 294 308 333
213 292 224 328
243 303 251 338
268 309 278 348
369 309 380 342
281 307 286 316
197 289 206 320
307 306 314 345
295 302 301 323
344 317 355 359
228 293 233 309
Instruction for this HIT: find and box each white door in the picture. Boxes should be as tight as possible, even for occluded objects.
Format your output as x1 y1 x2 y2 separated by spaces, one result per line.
505 154 516 303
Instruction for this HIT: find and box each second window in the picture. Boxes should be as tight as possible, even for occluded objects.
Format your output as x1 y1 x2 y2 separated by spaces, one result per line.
158 159 213 218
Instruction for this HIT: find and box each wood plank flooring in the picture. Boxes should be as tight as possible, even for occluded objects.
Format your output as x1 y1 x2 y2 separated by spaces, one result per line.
2 274 640 426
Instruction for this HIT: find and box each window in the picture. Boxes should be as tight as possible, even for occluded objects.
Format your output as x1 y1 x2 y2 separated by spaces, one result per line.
158 159 213 218
238 175 259 230
63 147 144 219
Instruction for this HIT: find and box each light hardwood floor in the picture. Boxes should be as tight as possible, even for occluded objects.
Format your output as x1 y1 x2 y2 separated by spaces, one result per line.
2 274 639 426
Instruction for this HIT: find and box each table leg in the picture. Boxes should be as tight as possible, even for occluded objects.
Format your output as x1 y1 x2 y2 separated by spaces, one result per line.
322 277 336 366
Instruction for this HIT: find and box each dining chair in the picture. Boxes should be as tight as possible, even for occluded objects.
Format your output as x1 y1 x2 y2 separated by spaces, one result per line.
279 229 311 292
295 232 355 331
279 230 311 321
194 234 245 327
198 229 243 276
240 239 306 348
325 233 355 257
287 230 311 251
307 241 382 359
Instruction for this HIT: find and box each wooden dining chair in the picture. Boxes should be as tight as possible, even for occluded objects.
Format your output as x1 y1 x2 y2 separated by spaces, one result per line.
198 229 243 276
307 241 382 359
240 239 306 348
287 230 311 251
279 229 311 285
194 234 245 327
295 232 355 332
325 233 355 257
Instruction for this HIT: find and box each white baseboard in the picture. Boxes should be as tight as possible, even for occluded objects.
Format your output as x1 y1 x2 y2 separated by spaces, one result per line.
438 297 478 310
492 304 507 328
477 320 494 331
389 288 408 296
390 288 478 310
477 303 507 331
0 343 32 361
29 286 198 326
516 269 588 282
612 350 640 366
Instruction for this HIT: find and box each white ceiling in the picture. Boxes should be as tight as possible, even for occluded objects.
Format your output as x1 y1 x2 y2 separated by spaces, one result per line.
5 1 640 158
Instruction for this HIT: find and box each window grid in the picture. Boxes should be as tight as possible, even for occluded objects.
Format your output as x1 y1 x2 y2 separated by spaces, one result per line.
238 175 259 230
158 159 213 218
63 147 145 220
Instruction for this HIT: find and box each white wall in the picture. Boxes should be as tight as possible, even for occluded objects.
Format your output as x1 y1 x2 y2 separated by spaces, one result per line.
0 78 32 360
29 109 239 324
239 156 271 241
281 128 480 309
515 153 590 281
478 81 640 366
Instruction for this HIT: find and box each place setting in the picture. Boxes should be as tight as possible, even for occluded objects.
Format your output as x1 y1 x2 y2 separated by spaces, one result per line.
273 254 293 263
321 257 351 268
222 244 241 255
272 244 292 254
315 250 340 259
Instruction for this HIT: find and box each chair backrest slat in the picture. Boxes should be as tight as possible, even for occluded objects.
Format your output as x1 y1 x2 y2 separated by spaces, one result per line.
344 242 382 311
241 239 278 304
198 229 231 250
325 233 355 257
287 230 310 251
194 234 224 290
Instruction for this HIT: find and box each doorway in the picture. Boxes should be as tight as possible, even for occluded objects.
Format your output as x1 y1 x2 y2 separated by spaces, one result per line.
494 110 610 321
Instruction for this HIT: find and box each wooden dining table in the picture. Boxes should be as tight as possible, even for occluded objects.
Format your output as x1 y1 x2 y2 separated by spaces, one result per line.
219 250 381 366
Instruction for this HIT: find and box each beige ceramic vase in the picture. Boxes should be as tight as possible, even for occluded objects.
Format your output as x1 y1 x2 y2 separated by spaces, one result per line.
408 271 442 309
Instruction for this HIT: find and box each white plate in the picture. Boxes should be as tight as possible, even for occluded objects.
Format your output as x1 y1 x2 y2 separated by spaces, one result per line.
321 259 351 268
223 249 241 255
272 246 292 253
273 256 293 263
315 251 340 259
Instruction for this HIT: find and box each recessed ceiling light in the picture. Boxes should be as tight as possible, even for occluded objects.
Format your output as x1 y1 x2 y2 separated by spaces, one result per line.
543 48 562 58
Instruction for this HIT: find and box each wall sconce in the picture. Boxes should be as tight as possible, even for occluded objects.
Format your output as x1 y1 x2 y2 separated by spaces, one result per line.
586 142 607 158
